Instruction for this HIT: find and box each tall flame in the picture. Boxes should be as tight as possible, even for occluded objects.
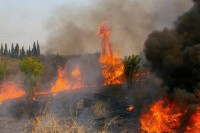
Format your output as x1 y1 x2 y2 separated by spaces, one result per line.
0 82 25 105
186 107 200 133
71 66 83 89
50 66 70 94
98 21 125 86
140 99 182 133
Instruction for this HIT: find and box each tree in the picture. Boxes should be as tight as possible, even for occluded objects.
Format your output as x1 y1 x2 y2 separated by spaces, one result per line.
21 46 25 58
36 40 40 56
8 49 11 56
14 43 19 58
4 43 8 56
0 44 3 56
20 57 44 101
20 49 22 58
11 43 15 58
32 41 37 56
124 55 141 88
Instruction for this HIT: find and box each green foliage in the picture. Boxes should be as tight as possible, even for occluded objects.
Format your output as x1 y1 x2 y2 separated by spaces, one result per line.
124 54 141 87
20 57 44 100
20 57 43 77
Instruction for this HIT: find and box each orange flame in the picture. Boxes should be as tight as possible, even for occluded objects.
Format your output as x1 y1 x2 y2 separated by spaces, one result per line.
71 66 83 89
50 66 70 94
0 82 25 105
186 107 200 133
127 105 134 112
140 99 182 133
37 66 85 95
98 21 125 86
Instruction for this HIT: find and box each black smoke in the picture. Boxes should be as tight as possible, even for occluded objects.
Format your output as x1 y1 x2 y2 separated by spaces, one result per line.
144 0 200 93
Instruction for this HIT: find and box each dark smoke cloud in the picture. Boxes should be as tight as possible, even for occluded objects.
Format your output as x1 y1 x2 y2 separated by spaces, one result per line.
46 0 192 56
144 0 200 93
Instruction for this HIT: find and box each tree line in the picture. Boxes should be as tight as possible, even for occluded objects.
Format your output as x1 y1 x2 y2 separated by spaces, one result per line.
0 40 40 58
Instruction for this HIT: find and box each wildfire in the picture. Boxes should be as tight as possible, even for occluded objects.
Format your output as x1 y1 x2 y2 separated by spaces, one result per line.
50 66 70 94
186 107 200 133
0 82 25 105
98 21 125 86
41 65 84 95
140 99 182 133
127 105 134 112
71 66 83 89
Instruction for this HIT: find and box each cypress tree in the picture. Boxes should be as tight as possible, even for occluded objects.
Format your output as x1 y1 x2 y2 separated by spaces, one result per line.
20 49 22 58
21 46 25 58
36 40 40 56
4 43 8 56
26 50 29 57
32 41 37 56
28 45 31 56
14 43 19 58
11 43 15 58
0 44 3 56
8 49 11 56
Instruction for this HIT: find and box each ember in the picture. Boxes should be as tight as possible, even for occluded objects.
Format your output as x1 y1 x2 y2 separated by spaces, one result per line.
127 105 134 112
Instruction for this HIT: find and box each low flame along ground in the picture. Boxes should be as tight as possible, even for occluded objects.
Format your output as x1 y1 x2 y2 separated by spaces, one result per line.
140 99 183 133
0 82 25 105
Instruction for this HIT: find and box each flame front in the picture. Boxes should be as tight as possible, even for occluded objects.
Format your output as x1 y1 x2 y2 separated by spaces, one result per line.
140 99 182 133
46 65 84 95
186 107 200 133
0 82 25 105
98 21 125 86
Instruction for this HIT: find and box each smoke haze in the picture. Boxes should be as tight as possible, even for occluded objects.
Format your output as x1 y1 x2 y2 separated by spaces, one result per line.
144 0 200 93
46 0 192 56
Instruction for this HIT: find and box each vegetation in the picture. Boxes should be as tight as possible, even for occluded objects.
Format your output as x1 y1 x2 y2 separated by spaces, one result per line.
0 41 41 58
124 54 141 88
20 57 44 100
0 57 19 80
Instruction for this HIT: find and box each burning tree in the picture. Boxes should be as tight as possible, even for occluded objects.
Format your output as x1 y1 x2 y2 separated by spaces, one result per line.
20 57 44 101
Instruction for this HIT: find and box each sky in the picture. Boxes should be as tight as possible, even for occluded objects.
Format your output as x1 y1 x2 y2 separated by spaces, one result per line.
0 0 192 54
0 0 87 52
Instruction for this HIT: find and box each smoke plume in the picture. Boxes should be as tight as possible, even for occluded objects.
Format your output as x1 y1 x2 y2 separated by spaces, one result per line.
46 0 191 56
144 0 200 93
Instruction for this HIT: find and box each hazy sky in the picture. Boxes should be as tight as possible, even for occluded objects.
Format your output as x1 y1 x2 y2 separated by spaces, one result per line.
0 0 192 53
0 0 88 51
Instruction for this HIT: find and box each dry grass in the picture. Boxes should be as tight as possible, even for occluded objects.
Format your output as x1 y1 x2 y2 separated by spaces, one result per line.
0 100 127 133
92 100 109 118
23 113 92 133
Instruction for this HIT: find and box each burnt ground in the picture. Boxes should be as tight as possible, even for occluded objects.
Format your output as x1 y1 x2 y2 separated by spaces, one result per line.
0 85 141 132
